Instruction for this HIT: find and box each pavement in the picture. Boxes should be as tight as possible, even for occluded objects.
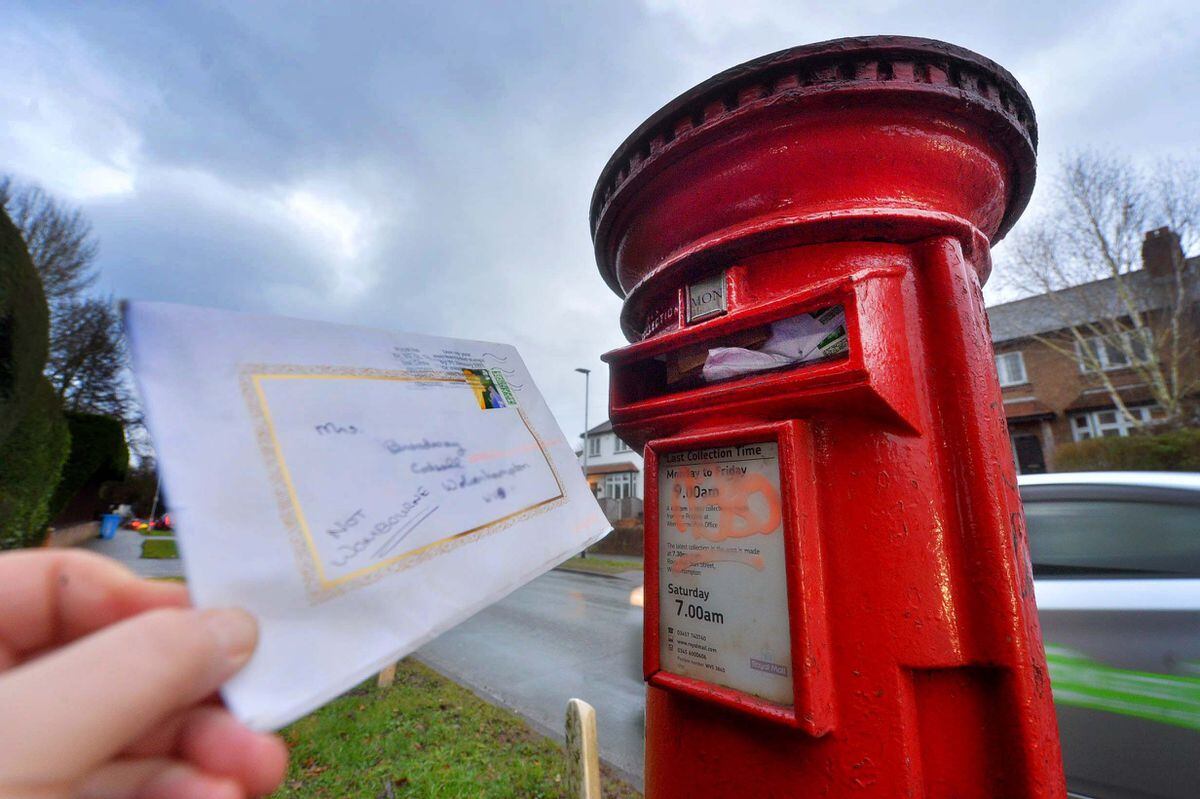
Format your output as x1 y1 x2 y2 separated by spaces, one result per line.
417 567 647 789
80 525 184 579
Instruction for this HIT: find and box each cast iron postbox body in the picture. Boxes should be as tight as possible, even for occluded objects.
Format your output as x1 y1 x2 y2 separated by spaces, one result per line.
590 37 1065 798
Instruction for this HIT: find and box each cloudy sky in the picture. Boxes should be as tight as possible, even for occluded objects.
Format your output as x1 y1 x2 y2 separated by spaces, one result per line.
2 0 1197 437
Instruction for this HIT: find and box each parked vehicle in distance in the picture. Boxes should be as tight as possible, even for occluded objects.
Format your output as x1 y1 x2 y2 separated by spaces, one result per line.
627 472 1200 799
124 514 172 532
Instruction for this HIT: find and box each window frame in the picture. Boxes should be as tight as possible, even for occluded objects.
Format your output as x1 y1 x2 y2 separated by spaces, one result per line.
1076 329 1153 373
995 351 1027 387
602 471 634 499
1069 405 1154 441
613 437 632 454
587 435 601 458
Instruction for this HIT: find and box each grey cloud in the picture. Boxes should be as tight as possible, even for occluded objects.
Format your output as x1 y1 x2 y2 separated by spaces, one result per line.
5 0 1198 431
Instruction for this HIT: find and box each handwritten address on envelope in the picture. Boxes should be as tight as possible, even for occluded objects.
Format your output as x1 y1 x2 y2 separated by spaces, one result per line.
243 367 566 598
124 301 609 729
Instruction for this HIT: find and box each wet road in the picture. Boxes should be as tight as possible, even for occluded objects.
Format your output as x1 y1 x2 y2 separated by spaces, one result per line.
417 568 646 788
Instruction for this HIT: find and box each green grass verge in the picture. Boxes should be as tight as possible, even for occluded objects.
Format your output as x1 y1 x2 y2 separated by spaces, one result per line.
274 660 641 798
558 556 642 576
140 538 179 559
138 527 173 537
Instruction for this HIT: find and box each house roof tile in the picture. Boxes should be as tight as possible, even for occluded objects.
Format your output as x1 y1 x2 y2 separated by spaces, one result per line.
1064 385 1156 413
987 257 1199 344
582 419 614 437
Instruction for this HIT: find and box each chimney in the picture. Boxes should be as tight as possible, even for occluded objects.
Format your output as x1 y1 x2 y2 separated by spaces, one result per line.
1142 227 1184 277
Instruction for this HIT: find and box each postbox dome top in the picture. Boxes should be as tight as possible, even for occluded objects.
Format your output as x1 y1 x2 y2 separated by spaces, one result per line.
590 36 1038 299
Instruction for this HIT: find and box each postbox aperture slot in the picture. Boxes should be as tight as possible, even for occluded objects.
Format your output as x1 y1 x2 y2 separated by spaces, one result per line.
624 304 850 401
681 304 847 385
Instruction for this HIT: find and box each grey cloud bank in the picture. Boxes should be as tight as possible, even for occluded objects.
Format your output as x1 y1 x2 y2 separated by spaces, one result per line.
2 0 1197 434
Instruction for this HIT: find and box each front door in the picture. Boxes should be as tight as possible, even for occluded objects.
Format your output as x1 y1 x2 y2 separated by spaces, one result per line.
1013 434 1046 474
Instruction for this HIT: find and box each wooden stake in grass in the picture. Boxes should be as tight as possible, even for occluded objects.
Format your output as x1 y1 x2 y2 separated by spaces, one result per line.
376 662 398 689
564 698 601 799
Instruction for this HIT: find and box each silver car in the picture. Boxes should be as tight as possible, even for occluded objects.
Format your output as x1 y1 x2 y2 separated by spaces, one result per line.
1022 472 1200 798
628 472 1200 797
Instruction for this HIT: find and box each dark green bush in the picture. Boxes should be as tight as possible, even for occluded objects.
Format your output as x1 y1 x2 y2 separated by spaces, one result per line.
0 205 67 549
48 412 129 519
0 377 70 548
1055 428 1200 472
0 206 50 443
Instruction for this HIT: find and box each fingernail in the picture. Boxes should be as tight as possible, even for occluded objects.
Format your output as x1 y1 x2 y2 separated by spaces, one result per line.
201 608 259 667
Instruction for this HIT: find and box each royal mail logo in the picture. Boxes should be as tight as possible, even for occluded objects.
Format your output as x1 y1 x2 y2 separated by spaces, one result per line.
749 657 789 677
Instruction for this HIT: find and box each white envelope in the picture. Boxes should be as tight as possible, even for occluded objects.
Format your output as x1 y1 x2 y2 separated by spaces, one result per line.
123 301 610 730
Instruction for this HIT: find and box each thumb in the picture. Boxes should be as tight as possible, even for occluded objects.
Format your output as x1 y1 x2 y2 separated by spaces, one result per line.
0 606 257 791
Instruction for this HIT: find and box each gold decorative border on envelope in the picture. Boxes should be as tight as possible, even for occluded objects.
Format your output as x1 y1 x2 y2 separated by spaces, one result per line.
239 364 567 603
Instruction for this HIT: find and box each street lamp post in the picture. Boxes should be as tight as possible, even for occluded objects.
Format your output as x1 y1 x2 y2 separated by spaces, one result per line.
575 367 591 559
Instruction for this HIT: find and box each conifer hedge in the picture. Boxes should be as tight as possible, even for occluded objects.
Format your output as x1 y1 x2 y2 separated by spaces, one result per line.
0 378 70 548
0 207 69 549
48 411 129 520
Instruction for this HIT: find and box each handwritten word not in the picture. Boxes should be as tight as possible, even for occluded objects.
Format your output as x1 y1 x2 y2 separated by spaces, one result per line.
328 487 433 568
325 508 365 540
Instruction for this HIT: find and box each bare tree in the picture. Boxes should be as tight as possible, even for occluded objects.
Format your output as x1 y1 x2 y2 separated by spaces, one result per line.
0 178 98 310
46 297 132 416
1002 152 1200 429
0 177 138 423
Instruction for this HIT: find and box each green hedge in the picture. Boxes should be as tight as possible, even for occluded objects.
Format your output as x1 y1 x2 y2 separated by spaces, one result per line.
0 377 70 548
0 205 67 549
0 206 50 443
1055 428 1200 472
48 412 129 520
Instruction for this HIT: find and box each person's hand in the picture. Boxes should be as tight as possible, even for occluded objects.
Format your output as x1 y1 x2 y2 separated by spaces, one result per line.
0 550 288 798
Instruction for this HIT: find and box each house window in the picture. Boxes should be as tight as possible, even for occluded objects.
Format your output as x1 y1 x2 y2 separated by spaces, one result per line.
587 435 601 458
1077 330 1152 372
603 472 634 499
1070 406 1154 441
614 437 632 453
995 351 1027 387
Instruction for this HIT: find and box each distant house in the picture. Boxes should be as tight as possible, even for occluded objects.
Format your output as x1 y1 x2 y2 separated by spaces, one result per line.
577 420 644 499
577 420 644 524
987 228 1200 474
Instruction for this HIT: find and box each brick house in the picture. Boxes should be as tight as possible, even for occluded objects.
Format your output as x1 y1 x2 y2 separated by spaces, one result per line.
987 228 1200 474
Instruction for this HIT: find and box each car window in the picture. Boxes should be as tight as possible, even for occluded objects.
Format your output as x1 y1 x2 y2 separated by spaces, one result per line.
1024 499 1200 578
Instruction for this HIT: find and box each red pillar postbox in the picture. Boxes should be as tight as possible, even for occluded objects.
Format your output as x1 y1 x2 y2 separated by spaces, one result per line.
590 37 1065 797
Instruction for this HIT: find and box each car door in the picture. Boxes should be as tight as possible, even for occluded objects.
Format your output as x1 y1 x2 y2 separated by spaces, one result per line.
1024 482 1200 799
